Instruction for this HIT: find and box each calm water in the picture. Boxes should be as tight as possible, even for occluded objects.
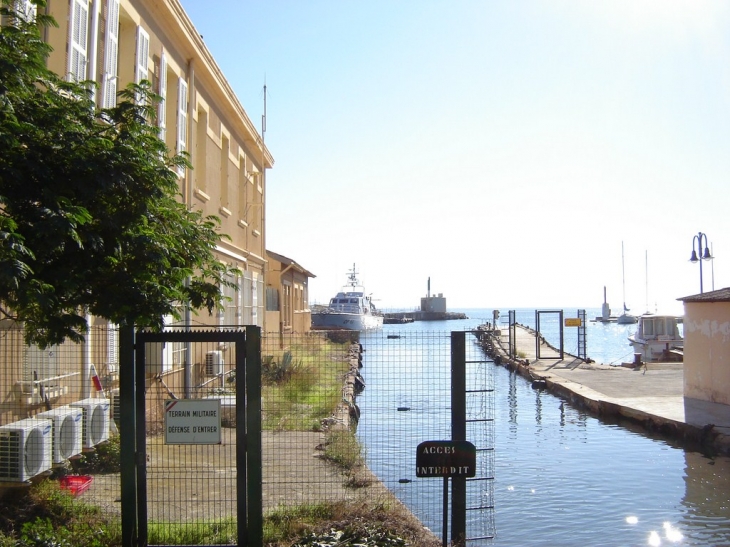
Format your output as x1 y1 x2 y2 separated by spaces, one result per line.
357 308 730 546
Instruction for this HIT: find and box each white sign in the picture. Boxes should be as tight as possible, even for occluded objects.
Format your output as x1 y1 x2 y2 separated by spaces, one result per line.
164 399 221 445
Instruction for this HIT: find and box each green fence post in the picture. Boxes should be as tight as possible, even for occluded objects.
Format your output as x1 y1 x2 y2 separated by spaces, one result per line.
119 325 137 547
451 331 467 546
245 326 263 545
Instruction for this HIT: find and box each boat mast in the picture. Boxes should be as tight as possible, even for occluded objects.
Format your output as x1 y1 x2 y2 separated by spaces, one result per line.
622 241 628 312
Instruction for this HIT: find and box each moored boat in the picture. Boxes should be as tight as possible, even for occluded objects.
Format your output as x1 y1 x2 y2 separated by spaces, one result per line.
628 314 683 362
311 264 383 331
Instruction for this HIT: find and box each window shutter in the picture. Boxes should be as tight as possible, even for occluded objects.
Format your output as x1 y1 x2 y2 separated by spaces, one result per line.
158 50 167 141
177 78 188 154
135 25 150 85
67 0 89 82
102 0 120 108
107 322 119 366
14 0 36 22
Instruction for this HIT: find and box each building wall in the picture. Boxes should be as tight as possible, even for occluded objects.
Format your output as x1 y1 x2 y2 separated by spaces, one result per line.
683 302 730 404
264 256 312 334
0 1 273 441
43 0 271 330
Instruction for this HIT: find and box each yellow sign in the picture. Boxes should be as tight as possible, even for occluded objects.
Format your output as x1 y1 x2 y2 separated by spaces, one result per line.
564 318 582 327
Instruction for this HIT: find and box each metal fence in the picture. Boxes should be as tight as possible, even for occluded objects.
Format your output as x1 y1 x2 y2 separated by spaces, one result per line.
0 325 496 545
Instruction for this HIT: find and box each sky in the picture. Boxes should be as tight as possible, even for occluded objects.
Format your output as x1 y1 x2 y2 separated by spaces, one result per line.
178 0 730 315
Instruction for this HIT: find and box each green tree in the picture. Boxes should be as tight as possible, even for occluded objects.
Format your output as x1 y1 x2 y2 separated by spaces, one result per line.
0 0 237 347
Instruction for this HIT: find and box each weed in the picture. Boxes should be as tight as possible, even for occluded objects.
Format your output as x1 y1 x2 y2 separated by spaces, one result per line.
0 481 121 547
71 434 121 474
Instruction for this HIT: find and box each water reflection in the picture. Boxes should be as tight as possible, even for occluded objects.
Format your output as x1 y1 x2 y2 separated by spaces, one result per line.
679 450 730 545
508 370 517 429
356 326 730 545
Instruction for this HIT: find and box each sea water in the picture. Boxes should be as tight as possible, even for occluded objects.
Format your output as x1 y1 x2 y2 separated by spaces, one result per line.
357 308 730 546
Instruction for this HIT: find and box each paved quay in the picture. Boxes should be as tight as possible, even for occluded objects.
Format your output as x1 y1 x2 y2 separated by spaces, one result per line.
477 324 730 456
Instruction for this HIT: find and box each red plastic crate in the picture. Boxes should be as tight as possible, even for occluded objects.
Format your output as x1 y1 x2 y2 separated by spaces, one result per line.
59 475 93 496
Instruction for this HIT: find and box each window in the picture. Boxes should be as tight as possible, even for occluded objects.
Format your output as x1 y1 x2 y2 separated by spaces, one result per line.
24 344 60 383
67 0 89 83
158 50 167 141
195 107 208 192
101 0 119 108
135 25 150 103
13 0 36 22
266 287 279 312
176 78 188 174
220 134 230 209
220 273 238 326
282 283 291 327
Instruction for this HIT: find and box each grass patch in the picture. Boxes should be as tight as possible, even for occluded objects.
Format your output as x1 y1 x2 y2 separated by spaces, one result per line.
0 480 121 547
263 501 442 547
148 517 237 545
264 502 335 544
323 429 364 470
261 335 352 431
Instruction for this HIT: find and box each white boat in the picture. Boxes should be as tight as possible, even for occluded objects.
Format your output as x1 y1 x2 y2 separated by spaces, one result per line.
311 264 383 331
628 314 683 362
617 304 638 325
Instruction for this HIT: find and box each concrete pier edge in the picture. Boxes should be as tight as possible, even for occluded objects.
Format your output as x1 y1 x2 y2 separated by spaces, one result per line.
476 326 730 457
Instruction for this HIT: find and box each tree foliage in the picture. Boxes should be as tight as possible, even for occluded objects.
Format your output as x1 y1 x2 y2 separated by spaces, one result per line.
0 0 237 347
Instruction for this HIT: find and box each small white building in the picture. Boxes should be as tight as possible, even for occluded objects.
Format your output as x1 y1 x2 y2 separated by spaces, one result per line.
679 288 730 406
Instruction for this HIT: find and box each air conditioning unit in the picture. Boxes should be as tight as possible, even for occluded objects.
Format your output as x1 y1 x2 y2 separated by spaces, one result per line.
69 398 110 448
37 406 83 464
205 350 224 376
0 418 53 481
110 388 121 424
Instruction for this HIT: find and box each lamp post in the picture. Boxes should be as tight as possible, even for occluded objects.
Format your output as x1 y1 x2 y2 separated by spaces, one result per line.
689 232 713 293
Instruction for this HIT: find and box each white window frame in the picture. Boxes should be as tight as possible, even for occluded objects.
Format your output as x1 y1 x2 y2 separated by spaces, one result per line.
14 0 36 22
101 0 120 109
177 78 188 154
67 0 89 83
135 25 150 104
158 50 167 141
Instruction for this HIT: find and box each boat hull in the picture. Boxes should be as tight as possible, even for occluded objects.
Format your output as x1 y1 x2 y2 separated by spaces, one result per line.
311 311 383 331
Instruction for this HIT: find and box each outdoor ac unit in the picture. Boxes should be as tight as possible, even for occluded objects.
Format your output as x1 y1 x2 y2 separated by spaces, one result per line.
110 388 121 424
70 398 110 448
205 350 224 376
0 418 53 482
37 406 83 464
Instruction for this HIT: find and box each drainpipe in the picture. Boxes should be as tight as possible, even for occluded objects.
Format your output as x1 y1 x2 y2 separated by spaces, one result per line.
82 312 92 399
183 59 195 399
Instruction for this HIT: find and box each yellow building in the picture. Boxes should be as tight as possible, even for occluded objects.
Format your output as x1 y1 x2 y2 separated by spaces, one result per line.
680 288 730 406
265 251 315 334
42 0 273 329
0 0 272 475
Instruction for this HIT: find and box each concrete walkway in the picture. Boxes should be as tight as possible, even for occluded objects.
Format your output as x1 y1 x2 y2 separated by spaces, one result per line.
480 324 730 455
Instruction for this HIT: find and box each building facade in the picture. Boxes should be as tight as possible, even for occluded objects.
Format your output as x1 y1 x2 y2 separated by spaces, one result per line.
0 0 272 474
680 288 730 406
265 251 315 334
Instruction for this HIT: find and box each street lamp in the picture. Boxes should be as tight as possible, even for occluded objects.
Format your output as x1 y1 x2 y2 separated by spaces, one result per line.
689 232 713 293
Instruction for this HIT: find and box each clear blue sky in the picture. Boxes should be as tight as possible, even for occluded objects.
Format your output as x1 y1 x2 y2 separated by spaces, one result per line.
179 0 729 314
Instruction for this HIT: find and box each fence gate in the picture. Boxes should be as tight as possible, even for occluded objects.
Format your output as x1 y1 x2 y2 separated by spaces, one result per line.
119 326 261 547
535 310 564 360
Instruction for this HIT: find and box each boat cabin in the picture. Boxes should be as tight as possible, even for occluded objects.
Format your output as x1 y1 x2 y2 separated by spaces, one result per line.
634 315 682 341
329 292 376 315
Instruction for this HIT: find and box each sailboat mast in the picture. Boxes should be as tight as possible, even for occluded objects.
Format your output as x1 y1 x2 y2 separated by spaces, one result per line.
622 241 627 309
645 250 649 314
